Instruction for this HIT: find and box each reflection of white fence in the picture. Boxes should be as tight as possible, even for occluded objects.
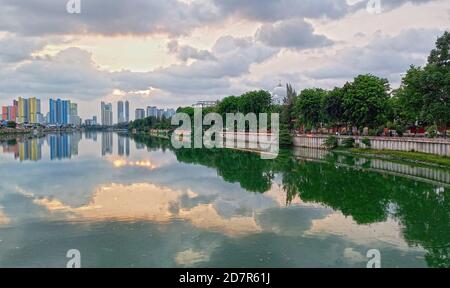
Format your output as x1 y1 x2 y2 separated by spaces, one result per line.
294 135 450 157
293 147 450 185
173 131 277 149
367 158 450 184
293 147 329 161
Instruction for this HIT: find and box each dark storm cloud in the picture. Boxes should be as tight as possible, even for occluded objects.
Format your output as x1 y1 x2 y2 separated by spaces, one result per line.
0 0 439 37
212 0 352 21
167 40 217 62
256 19 334 49
0 0 219 36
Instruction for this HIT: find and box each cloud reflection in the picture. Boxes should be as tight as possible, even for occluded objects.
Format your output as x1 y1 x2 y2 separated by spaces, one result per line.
34 182 262 237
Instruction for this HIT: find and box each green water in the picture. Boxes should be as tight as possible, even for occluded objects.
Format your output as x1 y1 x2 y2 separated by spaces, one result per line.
0 132 448 268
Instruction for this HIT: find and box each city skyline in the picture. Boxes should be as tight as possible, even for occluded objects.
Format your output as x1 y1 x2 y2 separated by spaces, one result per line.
2 96 179 125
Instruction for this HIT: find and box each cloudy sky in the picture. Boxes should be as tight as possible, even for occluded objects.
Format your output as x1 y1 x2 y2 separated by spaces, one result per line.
0 0 448 120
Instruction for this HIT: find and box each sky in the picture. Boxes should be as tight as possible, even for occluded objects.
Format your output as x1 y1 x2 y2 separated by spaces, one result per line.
0 0 448 120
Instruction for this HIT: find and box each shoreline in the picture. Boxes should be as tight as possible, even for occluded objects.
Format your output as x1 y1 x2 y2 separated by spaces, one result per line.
2 129 449 167
335 148 450 168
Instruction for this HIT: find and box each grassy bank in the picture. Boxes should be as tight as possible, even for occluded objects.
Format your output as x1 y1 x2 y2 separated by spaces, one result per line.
340 148 450 167
0 130 32 137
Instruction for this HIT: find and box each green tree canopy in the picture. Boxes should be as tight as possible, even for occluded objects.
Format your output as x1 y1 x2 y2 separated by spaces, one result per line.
293 88 327 128
342 74 390 129
323 87 344 127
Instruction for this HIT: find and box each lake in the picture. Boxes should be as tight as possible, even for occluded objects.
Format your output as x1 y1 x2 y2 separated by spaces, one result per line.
0 132 448 268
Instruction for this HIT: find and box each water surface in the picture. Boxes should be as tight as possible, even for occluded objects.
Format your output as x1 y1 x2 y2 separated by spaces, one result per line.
0 132 448 268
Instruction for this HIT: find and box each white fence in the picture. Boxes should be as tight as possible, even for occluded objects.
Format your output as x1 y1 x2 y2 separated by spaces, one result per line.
294 135 450 157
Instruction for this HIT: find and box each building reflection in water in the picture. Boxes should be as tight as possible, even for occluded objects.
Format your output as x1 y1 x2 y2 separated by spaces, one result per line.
102 132 113 156
20 138 43 161
47 133 81 160
118 135 130 157
85 131 98 142
1 138 43 161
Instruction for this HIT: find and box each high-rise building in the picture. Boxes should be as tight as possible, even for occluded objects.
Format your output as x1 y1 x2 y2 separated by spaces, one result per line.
146 106 157 118
49 99 71 125
125 101 130 123
12 100 18 122
62 100 70 125
1 105 16 122
157 109 164 119
85 115 97 126
101 102 113 126
135 108 145 120
164 109 176 119
15 97 42 124
2 106 8 121
69 103 81 126
117 101 125 124
17 97 29 124
28 97 41 124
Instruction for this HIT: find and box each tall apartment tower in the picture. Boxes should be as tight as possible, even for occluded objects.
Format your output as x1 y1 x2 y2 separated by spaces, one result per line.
101 102 113 126
125 101 130 123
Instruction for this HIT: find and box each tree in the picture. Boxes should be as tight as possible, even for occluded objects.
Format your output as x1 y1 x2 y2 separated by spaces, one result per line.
293 88 327 129
342 74 390 129
6 121 16 129
396 32 450 133
323 87 344 127
217 96 240 116
238 90 272 115
281 83 296 130
421 64 450 131
428 31 450 68
279 83 296 145
394 66 426 126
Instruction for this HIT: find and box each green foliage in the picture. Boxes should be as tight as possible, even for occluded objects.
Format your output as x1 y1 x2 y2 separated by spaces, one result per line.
342 74 390 129
395 32 450 130
238 90 273 115
281 84 296 130
428 31 450 68
293 88 326 128
129 116 172 131
324 135 339 150
362 137 371 148
217 96 240 116
427 124 438 138
323 87 344 126
6 121 16 128
342 137 356 148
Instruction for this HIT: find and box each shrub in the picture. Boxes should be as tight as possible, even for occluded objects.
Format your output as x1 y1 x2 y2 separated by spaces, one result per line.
362 137 371 148
6 121 16 129
342 137 356 148
427 125 438 138
394 124 406 137
324 136 339 150
368 129 378 137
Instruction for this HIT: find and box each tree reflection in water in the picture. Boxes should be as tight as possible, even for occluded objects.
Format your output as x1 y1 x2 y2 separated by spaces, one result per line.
133 135 449 268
